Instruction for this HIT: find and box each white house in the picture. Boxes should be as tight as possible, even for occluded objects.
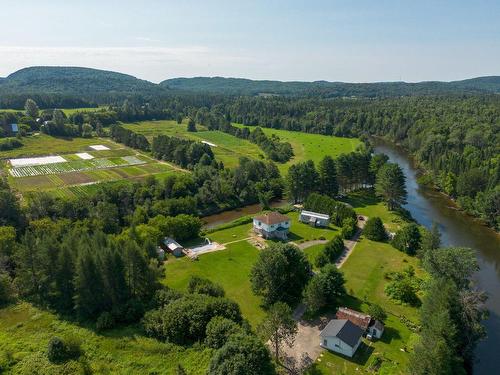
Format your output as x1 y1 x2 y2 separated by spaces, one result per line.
336 307 385 340
368 320 385 339
299 210 330 227
162 237 184 257
253 212 291 240
320 319 364 358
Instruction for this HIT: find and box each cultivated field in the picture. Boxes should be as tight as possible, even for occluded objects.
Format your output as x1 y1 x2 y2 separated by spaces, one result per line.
1 134 179 199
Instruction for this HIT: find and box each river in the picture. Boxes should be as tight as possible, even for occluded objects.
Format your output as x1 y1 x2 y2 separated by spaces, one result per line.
373 139 500 374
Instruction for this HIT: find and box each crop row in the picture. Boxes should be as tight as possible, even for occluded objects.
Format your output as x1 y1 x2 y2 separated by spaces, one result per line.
9 157 146 177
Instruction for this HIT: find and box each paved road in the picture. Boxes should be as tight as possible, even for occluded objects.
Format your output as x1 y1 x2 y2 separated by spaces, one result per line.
281 215 368 363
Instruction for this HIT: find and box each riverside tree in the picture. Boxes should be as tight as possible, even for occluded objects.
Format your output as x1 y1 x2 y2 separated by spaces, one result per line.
375 162 407 210
258 302 297 361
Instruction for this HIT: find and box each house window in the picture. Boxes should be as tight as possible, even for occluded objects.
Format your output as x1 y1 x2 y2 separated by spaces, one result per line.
323 339 327 346
334 343 340 348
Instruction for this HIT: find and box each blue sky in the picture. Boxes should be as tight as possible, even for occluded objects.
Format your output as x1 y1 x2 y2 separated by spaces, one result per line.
1 0 498 82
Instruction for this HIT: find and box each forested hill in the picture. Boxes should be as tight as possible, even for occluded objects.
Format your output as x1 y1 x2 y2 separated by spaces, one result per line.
0 67 170 106
161 76 500 97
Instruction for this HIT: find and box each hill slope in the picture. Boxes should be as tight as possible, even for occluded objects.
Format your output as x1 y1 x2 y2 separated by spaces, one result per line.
0 66 168 97
161 76 500 97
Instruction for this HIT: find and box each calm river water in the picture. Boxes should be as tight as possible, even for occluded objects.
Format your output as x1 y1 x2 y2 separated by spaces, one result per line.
373 139 500 374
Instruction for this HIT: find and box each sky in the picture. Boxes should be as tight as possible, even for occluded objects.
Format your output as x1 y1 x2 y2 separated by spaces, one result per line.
0 0 499 83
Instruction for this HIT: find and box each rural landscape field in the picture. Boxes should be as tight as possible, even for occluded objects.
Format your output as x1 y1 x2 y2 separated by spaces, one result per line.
0 133 179 199
0 2 498 374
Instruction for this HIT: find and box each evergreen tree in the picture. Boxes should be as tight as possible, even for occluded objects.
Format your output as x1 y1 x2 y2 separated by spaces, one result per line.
74 250 105 319
375 163 407 210
318 155 338 197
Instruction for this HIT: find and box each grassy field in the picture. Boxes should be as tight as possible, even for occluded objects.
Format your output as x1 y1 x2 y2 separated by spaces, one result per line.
233 123 362 173
0 134 118 159
1 134 180 198
165 240 266 327
0 303 212 374
342 189 408 232
286 211 340 242
122 120 264 168
308 237 423 374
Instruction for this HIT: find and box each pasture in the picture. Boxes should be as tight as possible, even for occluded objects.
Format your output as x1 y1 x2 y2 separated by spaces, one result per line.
122 120 264 168
1 134 179 199
233 123 362 173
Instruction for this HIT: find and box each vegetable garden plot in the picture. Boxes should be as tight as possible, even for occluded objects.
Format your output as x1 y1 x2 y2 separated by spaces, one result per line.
9 157 146 177
9 155 67 167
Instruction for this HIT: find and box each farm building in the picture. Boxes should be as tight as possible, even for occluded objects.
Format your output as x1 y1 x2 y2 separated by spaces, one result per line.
336 307 385 339
299 210 330 227
320 319 364 357
253 212 290 240
162 237 184 257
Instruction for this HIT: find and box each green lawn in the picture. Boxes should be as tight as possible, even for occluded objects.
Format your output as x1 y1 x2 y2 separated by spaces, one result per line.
342 190 408 232
0 303 212 374
233 123 362 174
286 211 340 242
307 237 423 374
303 243 325 267
165 241 265 327
122 120 264 168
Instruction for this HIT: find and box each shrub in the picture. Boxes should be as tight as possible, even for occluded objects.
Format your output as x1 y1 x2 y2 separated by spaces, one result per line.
47 337 66 362
340 217 357 239
391 223 421 255
96 311 115 331
208 333 275 375
142 294 242 345
205 316 242 349
188 276 225 297
363 217 387 241
367 304 387 322
153 287 183 308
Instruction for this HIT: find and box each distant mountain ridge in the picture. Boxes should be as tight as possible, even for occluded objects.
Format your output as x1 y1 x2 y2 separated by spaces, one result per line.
161 76 500 96
0 66 499 100
0 66 167 97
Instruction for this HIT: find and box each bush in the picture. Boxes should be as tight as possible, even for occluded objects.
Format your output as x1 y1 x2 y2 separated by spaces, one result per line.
205 316 242 349
47 336 81 363
142 294 242 345
364 217 387 241
303 264 346 313
188 276 225 297
47 337 66 362
340 217 357 239
153 287 183 308
208 333 275 375
392 223 421 255
96 311 115 331
367 304 387 322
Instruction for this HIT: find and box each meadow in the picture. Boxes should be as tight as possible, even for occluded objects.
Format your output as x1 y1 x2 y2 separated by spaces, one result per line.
122 120 361 171
233 123 362 173
0 303 212 374
122 120 264 168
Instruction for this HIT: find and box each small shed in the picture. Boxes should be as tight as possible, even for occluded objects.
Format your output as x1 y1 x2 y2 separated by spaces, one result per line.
299 210 330 227
162 237 184 257
368 320 385 339
320 319 364 357
156 247 165 261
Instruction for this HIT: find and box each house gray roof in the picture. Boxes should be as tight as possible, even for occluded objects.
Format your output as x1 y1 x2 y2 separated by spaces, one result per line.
320 319 364 348
300 210 330 220
371 320 385 331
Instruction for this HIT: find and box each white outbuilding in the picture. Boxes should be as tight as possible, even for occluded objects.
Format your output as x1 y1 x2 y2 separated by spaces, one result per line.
319 319 364 358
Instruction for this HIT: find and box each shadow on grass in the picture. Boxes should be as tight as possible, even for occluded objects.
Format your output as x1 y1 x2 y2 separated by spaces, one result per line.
379 325 401 344
342 189 380 208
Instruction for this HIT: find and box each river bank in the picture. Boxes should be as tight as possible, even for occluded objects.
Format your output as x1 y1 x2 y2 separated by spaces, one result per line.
372 138 500 375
